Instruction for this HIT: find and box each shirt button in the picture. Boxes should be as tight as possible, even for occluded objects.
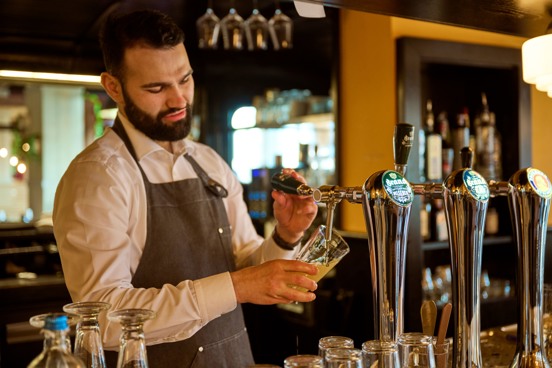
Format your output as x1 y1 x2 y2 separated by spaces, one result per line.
218 227 224 234
198 346 204 352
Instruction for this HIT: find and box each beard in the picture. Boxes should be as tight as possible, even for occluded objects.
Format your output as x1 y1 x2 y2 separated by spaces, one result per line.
122 86 192 142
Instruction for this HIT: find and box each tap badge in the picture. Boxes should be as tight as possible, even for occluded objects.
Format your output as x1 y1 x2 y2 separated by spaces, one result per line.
462 170 490 201
527 168 552 199
382 170 413 207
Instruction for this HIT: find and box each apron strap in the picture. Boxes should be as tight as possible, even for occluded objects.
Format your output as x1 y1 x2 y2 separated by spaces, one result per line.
184 153 228 198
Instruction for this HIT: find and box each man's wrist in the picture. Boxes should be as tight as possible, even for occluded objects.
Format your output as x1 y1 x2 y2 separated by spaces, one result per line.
272 227 303 250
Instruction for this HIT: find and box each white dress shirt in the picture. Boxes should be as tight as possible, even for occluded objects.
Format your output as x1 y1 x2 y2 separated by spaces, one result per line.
53 113 297 349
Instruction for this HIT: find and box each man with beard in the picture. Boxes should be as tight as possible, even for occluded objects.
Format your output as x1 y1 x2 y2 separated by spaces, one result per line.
52 9 319 367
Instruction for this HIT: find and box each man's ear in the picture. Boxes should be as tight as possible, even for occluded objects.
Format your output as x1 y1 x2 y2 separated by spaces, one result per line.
101 72 124 105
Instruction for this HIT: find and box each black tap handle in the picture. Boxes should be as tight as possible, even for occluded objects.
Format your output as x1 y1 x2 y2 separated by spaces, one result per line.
394 123 415 166
271 172 312 195
461 147 474 169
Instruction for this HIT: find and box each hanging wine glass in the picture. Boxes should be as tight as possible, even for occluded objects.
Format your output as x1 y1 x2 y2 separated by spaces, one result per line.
108 308 156 368
196 0 220 49
269 0 293 50
220 0 244 50
245 0 269 50
63 301 111 368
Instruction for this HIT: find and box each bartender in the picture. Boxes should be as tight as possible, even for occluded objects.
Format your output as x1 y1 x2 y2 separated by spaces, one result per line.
52 8 319 367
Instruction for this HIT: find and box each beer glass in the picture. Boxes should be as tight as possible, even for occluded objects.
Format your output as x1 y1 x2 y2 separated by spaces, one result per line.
283 354 323 367
318 335 354 360
397 333 436 368
362 340 400 368
325 348 363 367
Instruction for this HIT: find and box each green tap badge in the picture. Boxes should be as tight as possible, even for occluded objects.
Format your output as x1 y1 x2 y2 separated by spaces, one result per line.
462 170 490 201
382 170 413 206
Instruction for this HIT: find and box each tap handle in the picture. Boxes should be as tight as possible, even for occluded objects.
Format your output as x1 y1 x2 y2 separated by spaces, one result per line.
394 123 415 170
271 172 313 196
461 147 474 169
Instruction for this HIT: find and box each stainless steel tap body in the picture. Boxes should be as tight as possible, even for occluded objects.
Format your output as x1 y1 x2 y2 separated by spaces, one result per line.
507 168 552 368
443 169 489 368
363 170 413 342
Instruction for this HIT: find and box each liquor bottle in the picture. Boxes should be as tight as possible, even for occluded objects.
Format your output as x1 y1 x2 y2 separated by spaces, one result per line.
474 92 502 181
424 99 442 182
28 314 85 368
452 108 471 171
437 111 453 179
420 197 432 241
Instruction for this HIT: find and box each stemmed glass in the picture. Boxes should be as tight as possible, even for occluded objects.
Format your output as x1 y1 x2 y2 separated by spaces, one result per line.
108 309 156 368
63 301 111 368
196 0 220 49
220 0 244 50
245 0 269 50
269 0 293 50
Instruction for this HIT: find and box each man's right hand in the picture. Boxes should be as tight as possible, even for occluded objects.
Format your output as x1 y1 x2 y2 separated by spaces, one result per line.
230 259 318 305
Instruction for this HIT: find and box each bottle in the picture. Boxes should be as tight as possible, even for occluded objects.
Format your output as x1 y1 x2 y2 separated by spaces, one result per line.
452 108 471 171
474 92 502 181
420 197 432 241
28 314 85 368
437 111 453 179
424 100 442 182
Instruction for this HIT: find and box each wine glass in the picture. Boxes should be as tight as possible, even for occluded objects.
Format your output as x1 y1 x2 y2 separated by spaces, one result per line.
196 0 220 49
108 309 156 368
269 0 293 50
63 301 111 368
220 0 244 50
245 0 269 50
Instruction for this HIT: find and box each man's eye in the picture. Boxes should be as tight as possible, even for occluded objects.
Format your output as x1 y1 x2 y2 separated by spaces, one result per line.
146 87 163 93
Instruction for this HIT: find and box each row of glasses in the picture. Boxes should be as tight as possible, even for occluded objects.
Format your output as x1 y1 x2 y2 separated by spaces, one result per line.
29 302 155 368
196 0 292 51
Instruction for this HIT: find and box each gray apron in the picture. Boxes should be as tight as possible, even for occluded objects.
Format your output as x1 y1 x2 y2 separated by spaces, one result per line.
105 118 254 367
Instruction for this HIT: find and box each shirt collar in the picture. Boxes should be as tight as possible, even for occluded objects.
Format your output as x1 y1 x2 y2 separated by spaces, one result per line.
116 112 194 160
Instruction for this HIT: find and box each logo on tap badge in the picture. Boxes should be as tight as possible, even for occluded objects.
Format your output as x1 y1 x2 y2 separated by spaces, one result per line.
382 171 413 206
463 170 490 201
528 168 552 199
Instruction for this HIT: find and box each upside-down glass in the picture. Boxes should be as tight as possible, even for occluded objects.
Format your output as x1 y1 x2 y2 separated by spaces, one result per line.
108 309 156 368
318 336 355 360
362 340 400 368
220 0 244 50
295 225 350 290
245 0 268 50
196 0 220 49
283 354 323 367
28 313 80 366
63 301 111 368
324 348 364 368
397 333 436 368
268 0 293 50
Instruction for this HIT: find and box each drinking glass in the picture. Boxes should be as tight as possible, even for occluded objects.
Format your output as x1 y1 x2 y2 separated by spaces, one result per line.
544 283 552 361
397 333 436 368
283 354 323 367
220 0 244 50
432 338 450 368
362 340 400 368
295 225 350 289
318 335 354 360
29 312 80 366
63 301 111 368
324 348 363 367
108 309 156 368
268 0 293 50
245 0 268 50
196 0 220 49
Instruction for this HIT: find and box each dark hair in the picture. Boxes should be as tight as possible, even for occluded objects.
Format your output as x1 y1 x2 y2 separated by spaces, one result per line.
99 9 185 79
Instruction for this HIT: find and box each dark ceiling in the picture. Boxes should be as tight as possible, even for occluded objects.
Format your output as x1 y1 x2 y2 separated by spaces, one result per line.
1 0 552 76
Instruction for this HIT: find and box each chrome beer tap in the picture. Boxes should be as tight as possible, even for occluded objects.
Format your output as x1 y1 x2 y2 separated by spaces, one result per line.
505 168 552 368
362 123 415 342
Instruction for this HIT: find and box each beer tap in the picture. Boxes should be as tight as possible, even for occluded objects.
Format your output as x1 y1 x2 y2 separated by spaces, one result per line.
362 123 415 342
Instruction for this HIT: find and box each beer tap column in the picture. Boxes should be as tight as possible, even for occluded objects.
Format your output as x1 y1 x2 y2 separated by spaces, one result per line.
362 123 415 342
506 168 552 368
443 147 489 368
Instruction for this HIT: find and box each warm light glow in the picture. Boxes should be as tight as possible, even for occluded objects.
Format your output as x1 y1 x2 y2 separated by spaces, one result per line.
522 33 552 96
0 147 7 158
16 162 27 174
231 106 257 129
9 156 18 166
0 70 101 84
22 142 30 152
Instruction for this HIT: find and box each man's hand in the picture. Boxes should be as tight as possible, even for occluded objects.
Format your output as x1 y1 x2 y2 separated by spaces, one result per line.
230 259 319 304
271 169 318 244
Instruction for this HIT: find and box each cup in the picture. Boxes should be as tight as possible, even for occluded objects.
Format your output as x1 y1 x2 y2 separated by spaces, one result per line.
318 335 355 360
432 338 450 368
397 333 436 368
283 354 323 367
295 225 350 288
362 340 400 368
324 348 363 367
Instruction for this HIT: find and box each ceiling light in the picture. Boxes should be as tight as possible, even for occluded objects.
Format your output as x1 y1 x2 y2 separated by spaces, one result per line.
522 25 552 96
0 70 100 85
